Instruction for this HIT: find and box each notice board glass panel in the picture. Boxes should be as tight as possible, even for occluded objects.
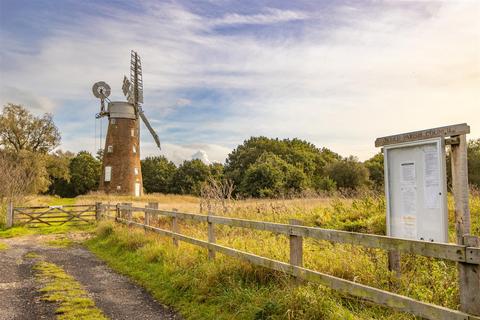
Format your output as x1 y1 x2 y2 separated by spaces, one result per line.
384 138 448 243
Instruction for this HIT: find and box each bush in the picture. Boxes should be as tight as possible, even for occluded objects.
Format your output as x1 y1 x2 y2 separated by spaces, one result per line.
239 152 309 197
172 159 211 195
69 151 101 196
326 156 369 190
141 156 176 194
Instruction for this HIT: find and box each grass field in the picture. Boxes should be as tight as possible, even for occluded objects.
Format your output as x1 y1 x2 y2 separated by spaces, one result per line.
2 192 479 319
85 192 479 319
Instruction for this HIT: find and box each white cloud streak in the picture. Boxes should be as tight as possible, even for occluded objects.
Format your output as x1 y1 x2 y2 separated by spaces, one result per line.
1 1 479 161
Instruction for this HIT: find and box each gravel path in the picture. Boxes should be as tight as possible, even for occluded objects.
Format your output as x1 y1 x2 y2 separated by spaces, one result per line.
0 234 181 320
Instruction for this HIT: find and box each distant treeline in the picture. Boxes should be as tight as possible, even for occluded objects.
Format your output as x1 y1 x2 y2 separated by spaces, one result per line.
1 104 480 199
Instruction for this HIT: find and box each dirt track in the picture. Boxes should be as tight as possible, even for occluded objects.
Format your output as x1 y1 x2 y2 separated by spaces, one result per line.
0 234 180 320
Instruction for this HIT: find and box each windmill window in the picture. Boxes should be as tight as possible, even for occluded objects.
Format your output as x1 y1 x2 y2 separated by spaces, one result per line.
104 166 112 182
131 129 135 137
107 145 113 153
134 167 139 175
132 145 136 154
111 119 116 125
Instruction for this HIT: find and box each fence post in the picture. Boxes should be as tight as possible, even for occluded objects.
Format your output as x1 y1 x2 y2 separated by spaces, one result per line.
119 203 132 225
451 133 480 316
115 203 120 222
289 219 303 268
172 208 179 247
6 201 13 228
145 202 158 228
126 203 133 225
388 251 401 278
95 202 102 221
208 211 216 260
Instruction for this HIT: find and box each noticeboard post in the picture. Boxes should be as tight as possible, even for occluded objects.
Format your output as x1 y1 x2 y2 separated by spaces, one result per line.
376 123 480 315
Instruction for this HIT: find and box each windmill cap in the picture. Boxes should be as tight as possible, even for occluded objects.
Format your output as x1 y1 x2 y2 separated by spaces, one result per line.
108 101 136 119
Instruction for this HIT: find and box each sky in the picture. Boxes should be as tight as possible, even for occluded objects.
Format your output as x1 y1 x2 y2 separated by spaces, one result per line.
0 0 479 164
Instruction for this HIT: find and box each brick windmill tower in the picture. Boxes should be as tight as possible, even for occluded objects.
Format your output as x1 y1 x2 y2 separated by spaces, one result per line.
92 51 161 196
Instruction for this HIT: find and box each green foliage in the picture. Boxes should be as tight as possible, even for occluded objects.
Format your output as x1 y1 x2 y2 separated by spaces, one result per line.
172 159 211 195
141 156 177 193
0 103 60 153
1 150 51 195
240 152 308 197
312 176 337 193
209 162 225 182
69 151 101 196
225 137 340 197
468 138 480 187
46 151 75 197
364 152 384 190
326 156 370 190
313 196 386 234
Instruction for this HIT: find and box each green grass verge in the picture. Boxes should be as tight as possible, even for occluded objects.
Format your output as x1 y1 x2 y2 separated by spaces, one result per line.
25 251 41 259
46 237 74 247
34 260 107 320
0 242 8 251
86 222 413 320
0 224 95 239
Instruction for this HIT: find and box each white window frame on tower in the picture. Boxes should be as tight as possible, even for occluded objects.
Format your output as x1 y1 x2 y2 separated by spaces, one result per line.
132 145 136 154
131 129 135 137
134 167 139 175
107 145 113 153
104 166 112 182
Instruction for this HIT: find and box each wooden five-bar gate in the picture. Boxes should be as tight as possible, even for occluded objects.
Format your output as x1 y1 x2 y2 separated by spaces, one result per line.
7 204 98 227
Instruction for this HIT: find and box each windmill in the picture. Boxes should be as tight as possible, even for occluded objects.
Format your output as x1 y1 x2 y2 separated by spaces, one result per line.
92 50 161 196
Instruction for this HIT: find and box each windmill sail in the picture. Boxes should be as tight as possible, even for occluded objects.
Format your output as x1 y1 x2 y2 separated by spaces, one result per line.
124 50 161 150
130 51 143 104
139 108 161 149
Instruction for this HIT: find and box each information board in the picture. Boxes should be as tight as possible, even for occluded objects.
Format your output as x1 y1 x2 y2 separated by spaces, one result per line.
384 138 448 243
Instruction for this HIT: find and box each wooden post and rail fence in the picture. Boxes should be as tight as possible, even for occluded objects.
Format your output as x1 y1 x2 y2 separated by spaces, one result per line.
90 202 479 320
4 199 480 319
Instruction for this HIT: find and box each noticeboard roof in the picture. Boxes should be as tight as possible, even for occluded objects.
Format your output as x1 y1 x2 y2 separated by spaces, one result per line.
375 123 470 147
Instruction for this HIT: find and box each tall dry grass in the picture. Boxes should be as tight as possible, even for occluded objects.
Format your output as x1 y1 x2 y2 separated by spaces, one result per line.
87 191 480 319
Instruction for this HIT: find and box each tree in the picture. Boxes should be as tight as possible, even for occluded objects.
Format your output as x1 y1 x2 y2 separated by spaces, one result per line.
141 156 177 194
45 151 75 197
225 136 340 191
326 156 369 190
0 104 60 153
69 151 101 196
172 159 211 195
239 152 308 198
209 163 225 182
364 152 384 190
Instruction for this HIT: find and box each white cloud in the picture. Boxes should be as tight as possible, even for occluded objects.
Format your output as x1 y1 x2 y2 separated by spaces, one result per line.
212 8 308 26
175 98 191 107
2 1 479 162
141 141 230 165
0 85 56 114
191 150 211 164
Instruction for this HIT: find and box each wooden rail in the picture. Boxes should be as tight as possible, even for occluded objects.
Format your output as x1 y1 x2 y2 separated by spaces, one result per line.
100 203 480 320
115 205 480 265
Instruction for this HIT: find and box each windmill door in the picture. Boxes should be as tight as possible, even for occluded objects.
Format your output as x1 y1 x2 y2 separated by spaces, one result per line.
135 183 141 197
